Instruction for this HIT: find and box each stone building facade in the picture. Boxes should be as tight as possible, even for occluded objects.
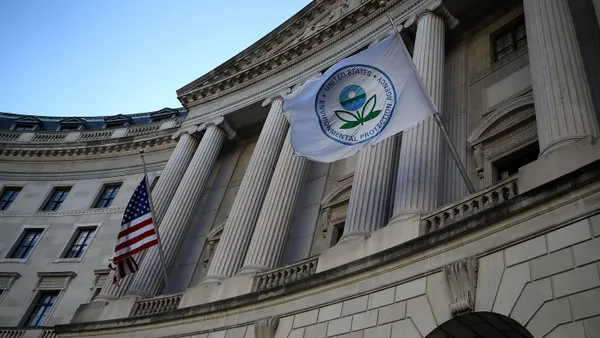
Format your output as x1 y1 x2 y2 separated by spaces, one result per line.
1 0 600 337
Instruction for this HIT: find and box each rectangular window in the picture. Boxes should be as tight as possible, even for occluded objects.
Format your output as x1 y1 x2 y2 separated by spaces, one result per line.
0 187 21 210
63 227 96 259
493 20 527 62
94 184 121 208
42 187 71 211
9 229 43 259
25 291 60 327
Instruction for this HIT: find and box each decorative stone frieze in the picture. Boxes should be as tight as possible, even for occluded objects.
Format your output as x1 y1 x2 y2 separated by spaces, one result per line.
177 0 401 107
0 206 126 218
254 316 279 338
443 256 479 316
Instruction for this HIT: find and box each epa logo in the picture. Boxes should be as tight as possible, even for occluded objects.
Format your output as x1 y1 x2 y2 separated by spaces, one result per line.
315 64 397 145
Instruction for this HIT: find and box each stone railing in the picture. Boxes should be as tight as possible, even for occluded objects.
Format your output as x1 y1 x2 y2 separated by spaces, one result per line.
254 256 318 292
30 133 68 143
125 123 161 137
130 293 183 317
0 132 21 142
0 328 56 338
77 130 113 142
422 176 518 234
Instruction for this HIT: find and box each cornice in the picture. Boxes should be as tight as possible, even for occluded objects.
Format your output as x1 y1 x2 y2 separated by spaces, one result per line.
0 205 125 218
178 0 389 107
182 0 428 127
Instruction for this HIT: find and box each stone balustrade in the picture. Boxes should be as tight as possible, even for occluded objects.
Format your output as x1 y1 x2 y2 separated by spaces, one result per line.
0 328 56 338
30 132 68 143
125 123 160 137
130 293 183 317
421 176 518 234
0 132 21 142
254 256 318 291
77 130 113 142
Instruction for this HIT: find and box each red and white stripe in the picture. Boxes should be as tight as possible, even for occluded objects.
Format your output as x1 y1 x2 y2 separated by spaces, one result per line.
113 213 158 262
111 257 139 285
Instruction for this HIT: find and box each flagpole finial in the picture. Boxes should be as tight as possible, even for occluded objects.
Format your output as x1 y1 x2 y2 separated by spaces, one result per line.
139 149 145 155
378 1 387 8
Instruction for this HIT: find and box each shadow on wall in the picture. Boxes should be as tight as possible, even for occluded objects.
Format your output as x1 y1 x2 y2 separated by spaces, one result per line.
426 312 533 338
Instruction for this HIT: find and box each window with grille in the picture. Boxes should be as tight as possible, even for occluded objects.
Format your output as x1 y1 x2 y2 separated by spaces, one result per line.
94 184 121 208
0 187 21 210
63 227 96 259
493 20 527 62
42 187 71 211
25 291 60 326
8 229 43 259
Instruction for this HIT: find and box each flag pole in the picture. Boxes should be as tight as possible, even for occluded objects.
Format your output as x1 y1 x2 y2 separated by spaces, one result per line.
381 3 476 194
139 149 171 291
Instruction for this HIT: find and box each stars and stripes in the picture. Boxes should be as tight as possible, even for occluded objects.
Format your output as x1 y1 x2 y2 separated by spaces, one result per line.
110 176 158 285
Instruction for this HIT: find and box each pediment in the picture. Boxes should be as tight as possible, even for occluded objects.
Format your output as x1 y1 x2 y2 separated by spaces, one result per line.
322 175 354 208
177 0 380 107
59 117 88 126
468 91 535 146
14 116 43 125
104 114 134 124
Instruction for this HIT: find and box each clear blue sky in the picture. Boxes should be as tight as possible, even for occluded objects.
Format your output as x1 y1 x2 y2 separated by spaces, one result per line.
0 1 309 117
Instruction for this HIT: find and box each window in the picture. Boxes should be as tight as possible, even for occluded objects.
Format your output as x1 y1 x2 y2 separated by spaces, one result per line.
493 20 527 61
58 124 81 131
9 229 43 259
0 187 21 210
25 291 60 326
330 222 345 247
63 227 96 258
94 184 121 208
494 143 539 182
42 187 71 211
13 125 37 131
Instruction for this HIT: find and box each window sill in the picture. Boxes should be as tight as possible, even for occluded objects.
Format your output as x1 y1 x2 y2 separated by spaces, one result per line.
1 258 29 264
53 258 83 264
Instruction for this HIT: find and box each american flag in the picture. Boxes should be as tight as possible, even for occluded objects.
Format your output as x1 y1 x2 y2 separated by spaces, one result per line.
110 176 158 284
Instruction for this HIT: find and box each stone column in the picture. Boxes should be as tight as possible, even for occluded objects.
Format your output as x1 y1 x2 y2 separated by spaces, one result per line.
96 129 200 301
523 0 599 155
340 137 397 241
236 131 309 274
127 119 234 297
392 10 446 218
202 97 290 281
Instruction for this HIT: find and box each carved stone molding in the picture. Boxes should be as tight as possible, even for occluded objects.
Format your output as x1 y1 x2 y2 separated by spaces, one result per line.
0 205 126 218
403 0 459 30
254 316 280 338
444 257 479 316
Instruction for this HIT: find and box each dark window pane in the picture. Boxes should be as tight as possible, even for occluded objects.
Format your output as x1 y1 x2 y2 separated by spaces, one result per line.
94 184 121 208
64 228 96 258
493 20 526 62
42 188 71 211
9 229 43 259
0 187 21 210
26 291 59 327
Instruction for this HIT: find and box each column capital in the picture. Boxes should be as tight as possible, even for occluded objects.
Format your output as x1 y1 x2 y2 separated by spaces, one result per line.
172 124 205 141
404 1 458 30
262 94 285 107
207 116 237 140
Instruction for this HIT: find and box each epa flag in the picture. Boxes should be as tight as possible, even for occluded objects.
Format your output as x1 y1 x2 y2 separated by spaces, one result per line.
283 34 436 163
109 176 158 285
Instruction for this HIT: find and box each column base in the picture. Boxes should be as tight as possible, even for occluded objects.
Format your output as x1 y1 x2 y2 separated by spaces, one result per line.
519 136 600 194
540 135 588 157
338 231 370 244
236 265 268 275
180 273 257 308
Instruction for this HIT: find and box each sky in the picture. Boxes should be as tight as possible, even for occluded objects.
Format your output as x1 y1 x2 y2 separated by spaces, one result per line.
0 0 310 117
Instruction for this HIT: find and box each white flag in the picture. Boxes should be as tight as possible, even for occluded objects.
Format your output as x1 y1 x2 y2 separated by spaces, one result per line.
283 34 436 163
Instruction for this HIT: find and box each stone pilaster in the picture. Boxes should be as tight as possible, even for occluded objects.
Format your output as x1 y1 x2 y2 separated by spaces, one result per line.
127 120 230 297
202 97 289 281
236 131 309 274
96 129 200 301
341 137 397 241
523 0 599 155
392 11 446 218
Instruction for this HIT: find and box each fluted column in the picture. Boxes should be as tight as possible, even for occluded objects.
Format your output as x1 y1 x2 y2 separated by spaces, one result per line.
340 137 397 241
96 129 199 301
392 11 446 217
523 0 599 155
236 130 309 274
202 97 290 281
127 119 232 297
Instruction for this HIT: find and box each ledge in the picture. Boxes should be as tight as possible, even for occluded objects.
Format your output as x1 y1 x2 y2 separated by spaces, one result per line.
55 156 600 334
